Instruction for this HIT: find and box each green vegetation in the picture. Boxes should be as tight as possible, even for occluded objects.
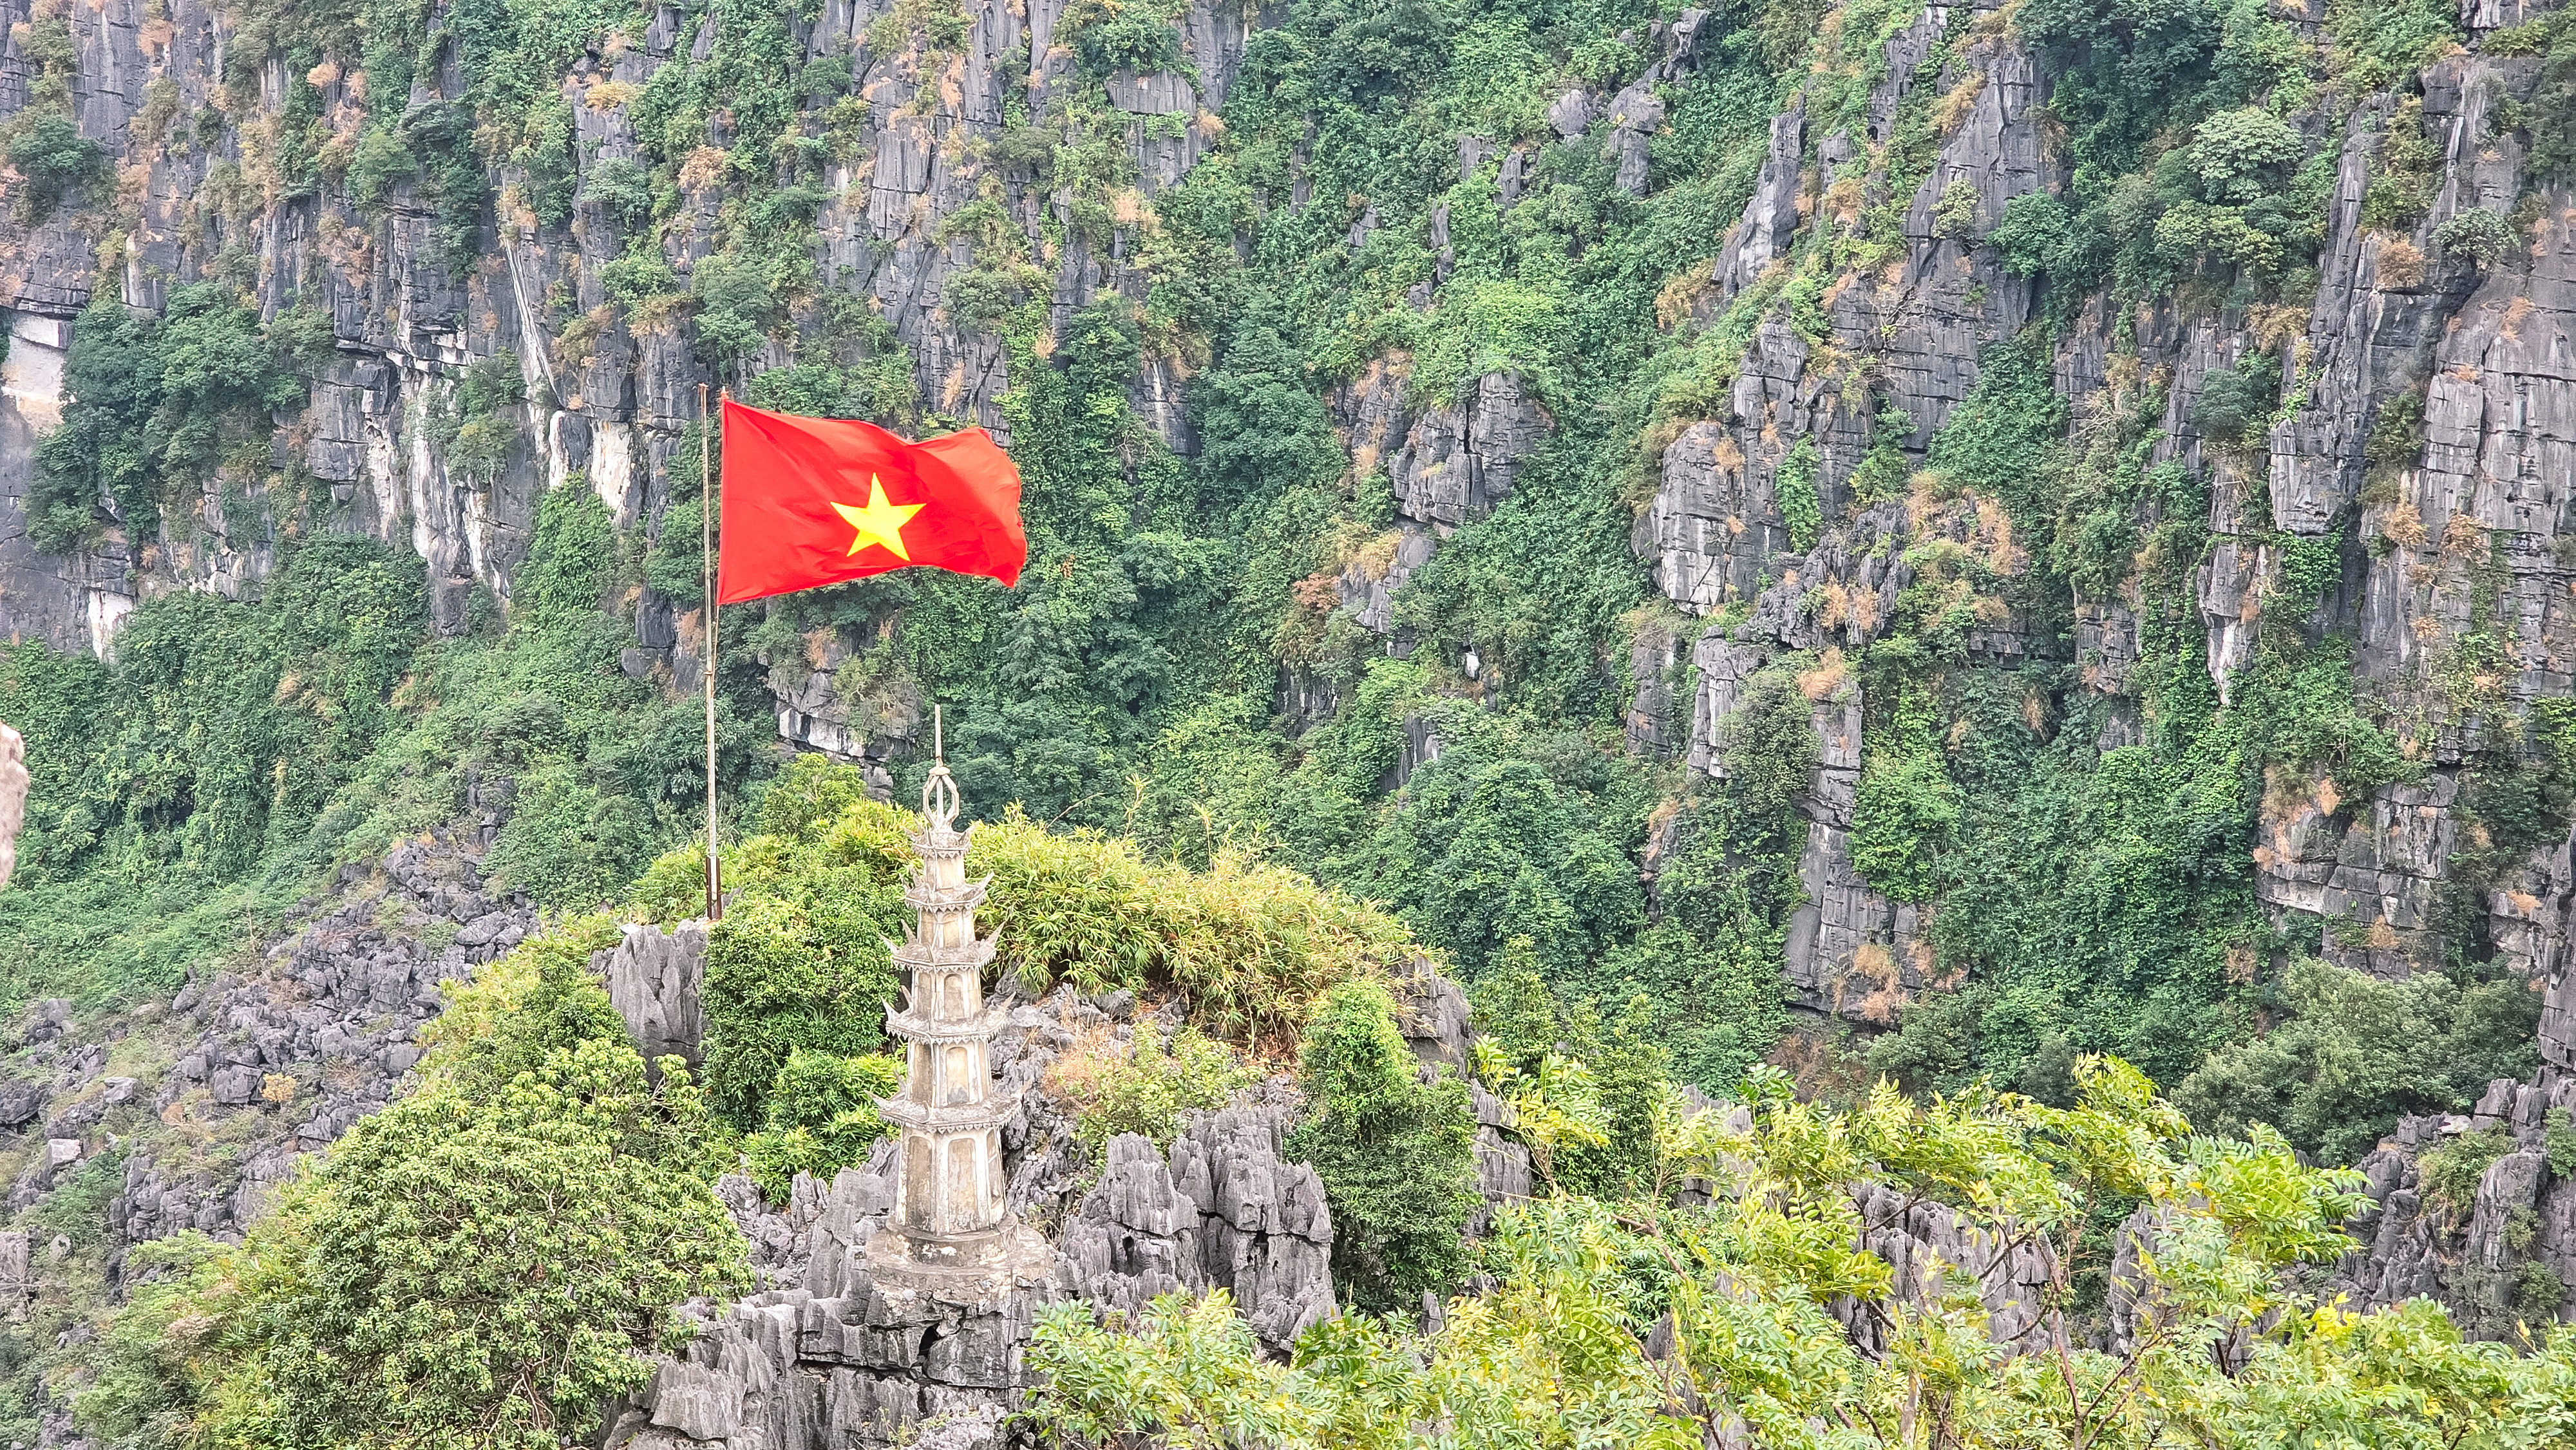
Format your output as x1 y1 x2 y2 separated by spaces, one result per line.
32 286 316 549
6 115 106 223
76 929 746 1449
2175 956 2539 1163
741 1048 902 1200
1030 1057 2576 1447
1287 981 1480 1312
2418 1124 2517 1214
1050 1021 1259 1160
0 487 772 1018
15 0 2573 1435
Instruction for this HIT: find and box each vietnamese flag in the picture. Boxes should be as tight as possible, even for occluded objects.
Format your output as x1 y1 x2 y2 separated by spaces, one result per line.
715 399 1027 603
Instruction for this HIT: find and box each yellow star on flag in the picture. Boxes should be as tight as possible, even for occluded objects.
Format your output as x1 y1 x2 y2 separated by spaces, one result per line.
830 476 924 561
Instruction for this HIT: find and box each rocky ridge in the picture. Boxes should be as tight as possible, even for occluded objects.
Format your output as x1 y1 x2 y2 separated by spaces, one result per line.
1627 0 2576 1024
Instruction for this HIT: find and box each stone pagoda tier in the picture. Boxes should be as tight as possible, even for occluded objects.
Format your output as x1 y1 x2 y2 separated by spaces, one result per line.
873 752 1035 1274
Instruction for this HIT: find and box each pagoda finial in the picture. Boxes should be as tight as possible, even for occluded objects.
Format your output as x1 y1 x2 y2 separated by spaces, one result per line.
922 703 959 831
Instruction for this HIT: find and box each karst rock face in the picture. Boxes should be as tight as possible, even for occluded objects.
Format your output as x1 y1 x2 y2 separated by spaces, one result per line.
8 0 2568 1012
0 0 1255 752
8 0 2576 1397
1624 8 2576 1021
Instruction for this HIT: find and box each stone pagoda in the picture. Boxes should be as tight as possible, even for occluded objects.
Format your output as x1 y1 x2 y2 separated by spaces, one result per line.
873 742 1034 1273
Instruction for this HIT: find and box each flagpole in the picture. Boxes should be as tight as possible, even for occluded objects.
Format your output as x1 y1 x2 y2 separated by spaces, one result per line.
701 383 723 924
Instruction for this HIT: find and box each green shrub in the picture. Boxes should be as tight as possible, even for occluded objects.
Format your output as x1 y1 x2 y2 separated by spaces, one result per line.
741 1048 902 1200
94 952 746 1449
1776 436 1823 551
1061 0 1187 77
2365 389 2427 469
1287 981 1479 1312
1050 1020 1256 1160
6 115 106 221
2516 1259 2567 1321
1467 960 1562 1080
2432 207 2517 267
2418 1125 2514 1214
31 285 296 544
2174 957 2537 1163
2277 533 2342 607
1850 749 1960 903
1931 178 1981 240
1356 722 1647 987
699 892 902 1131
2188 355 2282 444
1991 192 2073 279
2187 107 2304 204
2546 1107 2576 1180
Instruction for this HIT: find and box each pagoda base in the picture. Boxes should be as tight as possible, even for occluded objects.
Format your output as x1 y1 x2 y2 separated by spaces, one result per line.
862 1214 1058 1292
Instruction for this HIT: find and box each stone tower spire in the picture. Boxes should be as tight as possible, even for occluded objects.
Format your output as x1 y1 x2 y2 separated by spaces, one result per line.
876 721 1020 1266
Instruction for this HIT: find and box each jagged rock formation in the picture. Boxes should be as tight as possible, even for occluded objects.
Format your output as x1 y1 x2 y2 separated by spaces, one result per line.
106 833 535 1252
1623 0 2576 1019
0 826 535 1312
608 992 1338 1449
1337 364 1553 534
0 0 1251 755
2331 991 2576 1335
10 0 2560 1026
610 1153 1061 1450
1059 1104 1336 1355
1840 1180 2056 1355
603 919 710 1069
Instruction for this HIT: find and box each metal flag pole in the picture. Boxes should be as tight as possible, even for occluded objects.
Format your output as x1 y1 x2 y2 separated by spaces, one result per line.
701 384 723 923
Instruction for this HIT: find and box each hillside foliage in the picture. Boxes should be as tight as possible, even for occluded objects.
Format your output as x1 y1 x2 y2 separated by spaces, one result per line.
6 0 2574 1433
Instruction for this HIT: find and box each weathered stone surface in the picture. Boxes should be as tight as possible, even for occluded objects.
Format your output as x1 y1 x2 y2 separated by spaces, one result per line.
103 829 533 1252
1061 1105 1336 1353
1336 365 1552 536
0 0 1265 778
601 920 708 1068
1842 1181 2056 1355
2328 1068 2576 1330
1625 7 2576 1011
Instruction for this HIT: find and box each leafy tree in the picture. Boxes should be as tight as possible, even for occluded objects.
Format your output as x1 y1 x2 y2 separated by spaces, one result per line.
1287 981 1479 1312
2188 353 2283 444
1187 319 1346 509
1349 702 1652 987
699 892 901 1131
84 984 746 1449
2186 106 2306 203
30 285 299 546
2174 956 2539 1163
2432 207 2517 267
741 1048 902 1200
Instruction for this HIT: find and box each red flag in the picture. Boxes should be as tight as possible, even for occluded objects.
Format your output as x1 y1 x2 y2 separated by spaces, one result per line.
715 399 1027 604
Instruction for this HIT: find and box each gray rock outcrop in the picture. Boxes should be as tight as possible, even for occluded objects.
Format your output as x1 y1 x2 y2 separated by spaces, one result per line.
1841 1180 2057 1356
612 1080 1339 1448
602 921 709 1069
1624 0 2576 1012
607 1153 1063 1450
1061 1106 1337 1355
0 0 1255 777
104 831 533 1254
